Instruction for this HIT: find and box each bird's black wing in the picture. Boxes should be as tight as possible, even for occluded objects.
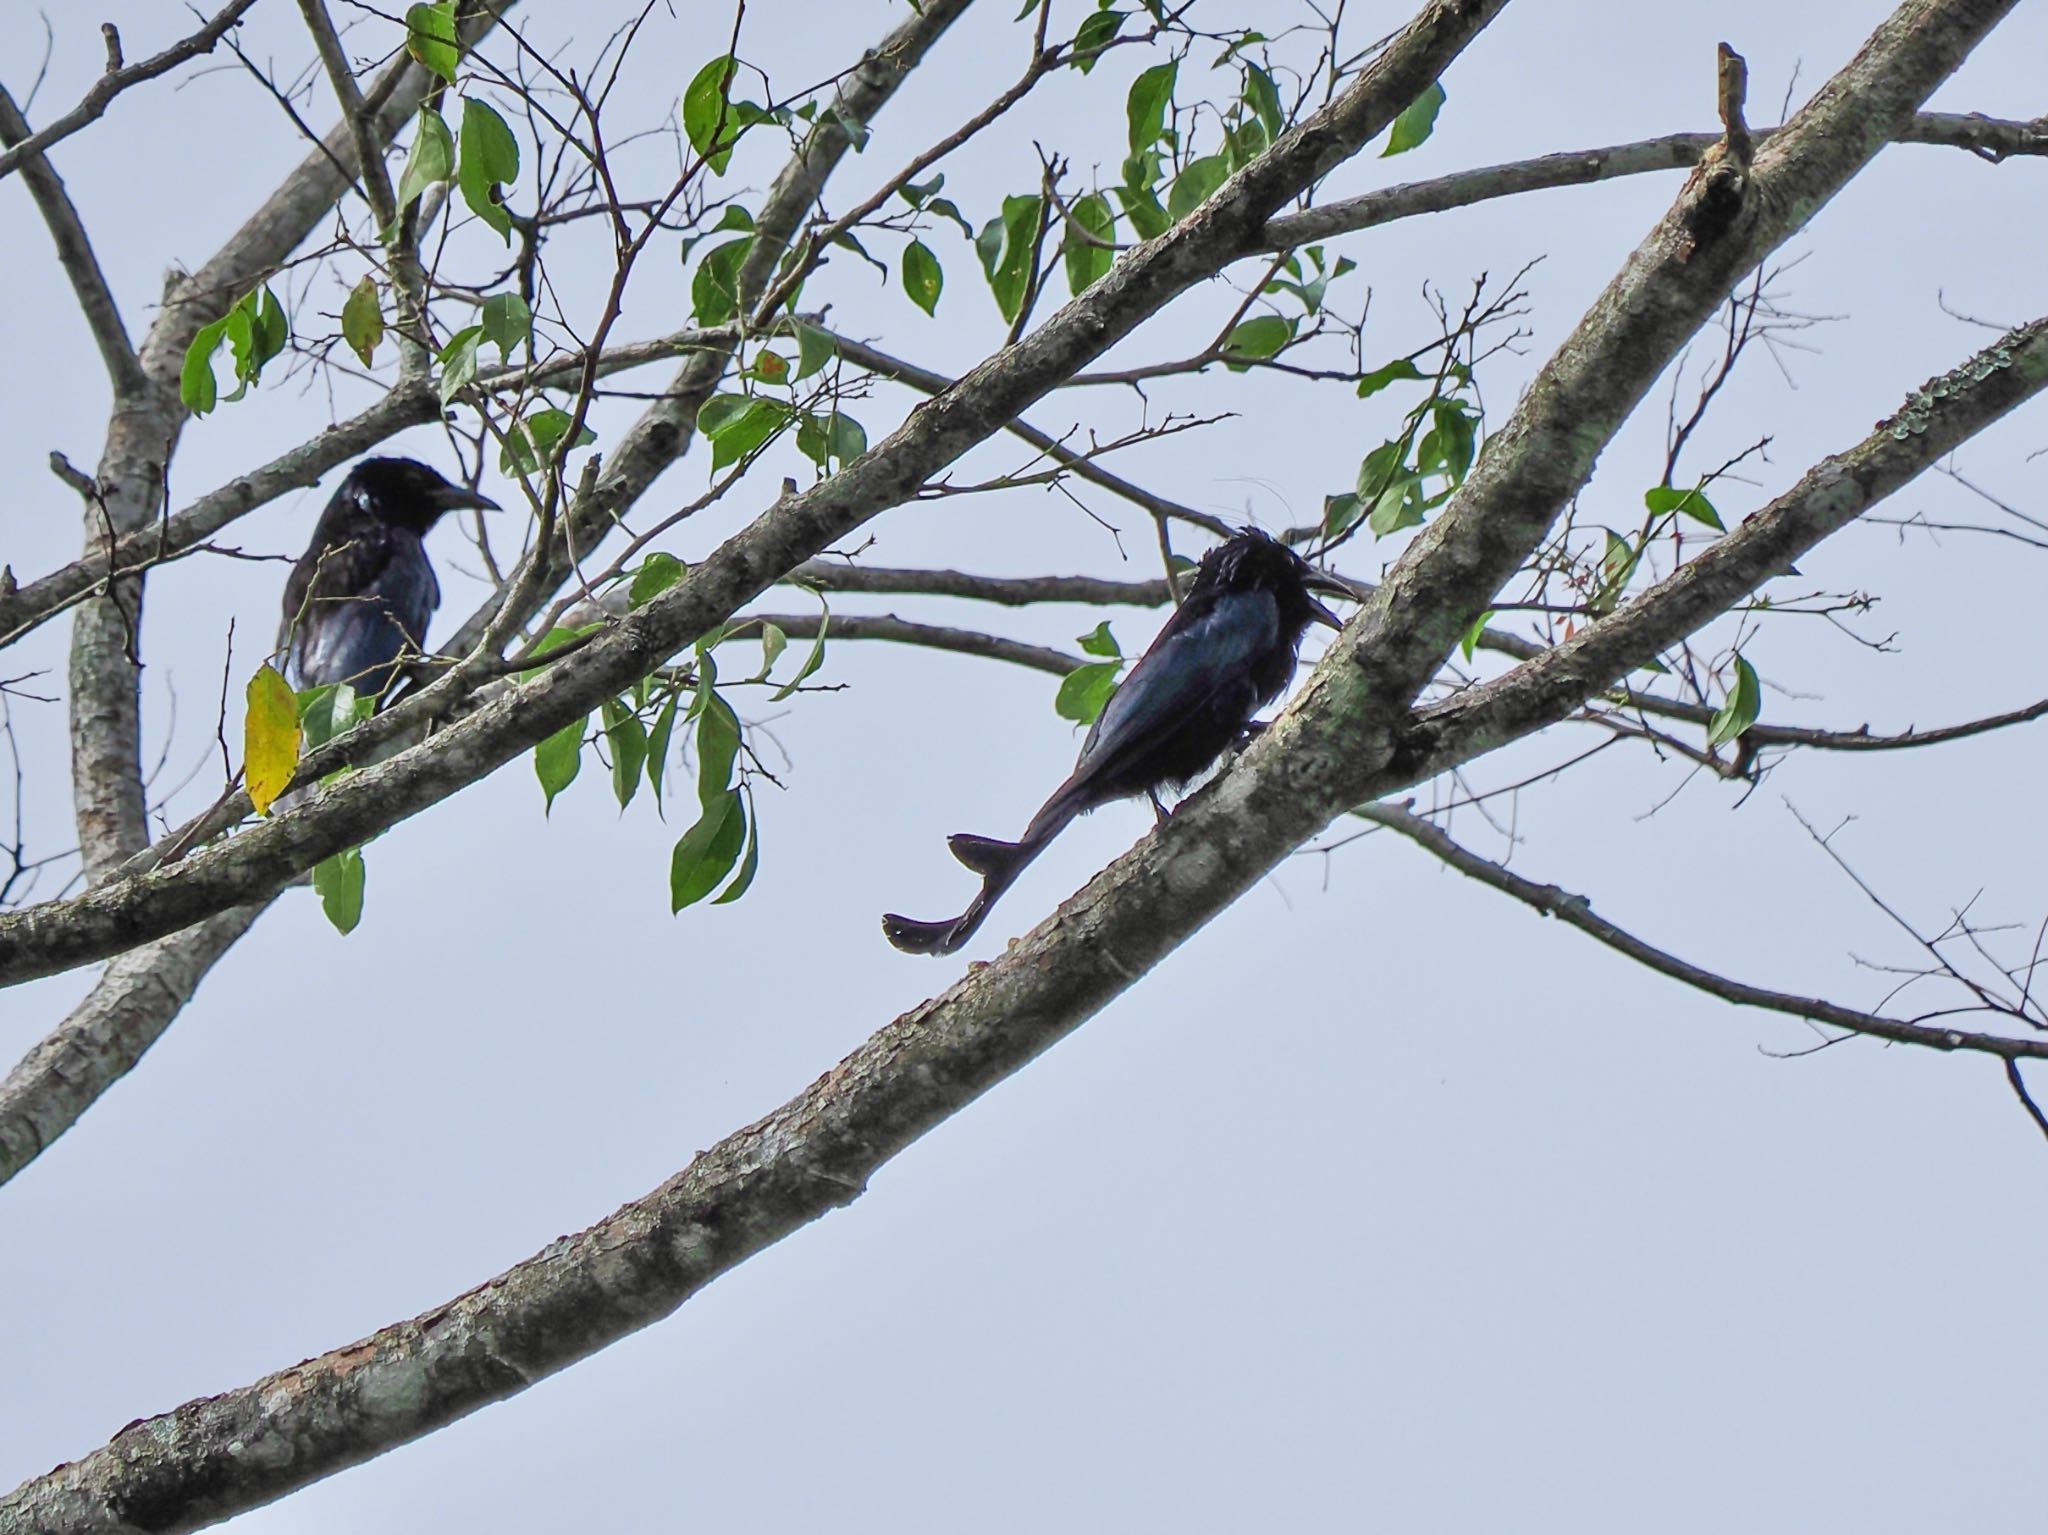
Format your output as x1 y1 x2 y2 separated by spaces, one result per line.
283 519 440 698
1069 583 1281 796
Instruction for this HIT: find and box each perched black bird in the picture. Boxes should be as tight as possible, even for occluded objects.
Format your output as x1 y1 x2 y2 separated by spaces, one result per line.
278 457 497 704
883 528 1353 956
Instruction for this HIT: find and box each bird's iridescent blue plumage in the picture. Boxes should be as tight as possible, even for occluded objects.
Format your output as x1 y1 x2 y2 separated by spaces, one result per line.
278 457 495 704
883 528 1347 955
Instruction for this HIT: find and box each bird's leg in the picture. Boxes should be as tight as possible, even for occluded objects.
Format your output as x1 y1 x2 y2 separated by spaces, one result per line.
1148 789 1171 827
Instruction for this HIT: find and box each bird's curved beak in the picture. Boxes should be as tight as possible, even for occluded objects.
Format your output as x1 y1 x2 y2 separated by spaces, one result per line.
437 483 501 513
1303 571 1357 631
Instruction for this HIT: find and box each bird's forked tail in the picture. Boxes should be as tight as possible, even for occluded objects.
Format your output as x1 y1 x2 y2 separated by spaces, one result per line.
881 779 1089 955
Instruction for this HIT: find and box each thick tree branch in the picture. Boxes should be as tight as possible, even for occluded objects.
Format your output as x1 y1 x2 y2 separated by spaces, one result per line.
0 2 262 182
0 899 274 1189
1413 315 2048 782
1355 802 2048 1057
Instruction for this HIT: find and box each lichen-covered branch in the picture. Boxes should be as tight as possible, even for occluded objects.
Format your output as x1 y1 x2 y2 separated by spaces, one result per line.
0 87 146 399
1411 315 2048 780
0 898 275 1188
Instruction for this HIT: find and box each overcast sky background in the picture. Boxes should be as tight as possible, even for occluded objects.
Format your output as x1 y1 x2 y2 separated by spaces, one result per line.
5 0 2048 1529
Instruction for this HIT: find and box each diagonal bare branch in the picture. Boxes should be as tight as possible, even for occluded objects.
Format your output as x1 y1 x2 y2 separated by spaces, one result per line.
0 1 262 182
1262 110 2048 250
1355 801 2048 1057
0 84 146 399
0 898 275 1188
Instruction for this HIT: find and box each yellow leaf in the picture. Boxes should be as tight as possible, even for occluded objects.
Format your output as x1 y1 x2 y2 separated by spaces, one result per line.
244 665 302 816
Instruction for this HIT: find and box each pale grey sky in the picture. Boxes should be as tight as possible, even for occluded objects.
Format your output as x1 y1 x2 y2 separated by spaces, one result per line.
4 1 2047 1529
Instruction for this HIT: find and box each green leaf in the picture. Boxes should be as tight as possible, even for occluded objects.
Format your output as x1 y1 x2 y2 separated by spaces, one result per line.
1221 313 1292 366
535 715 585 811
796 410 865 471
341 277 384 368
1056 660 1121 725
1356 356 1425 397
755 621 788 680
480 291 531 360
745 349 790 385
1062 191 1116 296
700 395 789 470
1071 9 1126 71
903 238 943 316
696 690 741 804
670 789 744 910
404 2 460 82
527 406 594 458
1077 620 1120 658
249 287 288 372
1354 438 1407 500
243 665 301 817
684 56 742 173
458 98 520 241
312 847 367 934
1459 609 1492 662
602 697 648 811
770 594 827 701
1244 63 1284 138
696 393 750 439
1112 184 1169 242
1382 81 1445 157
1322 491 1361 537
395 106 454 218
711 796 759 904
1645 483 1725 531
1595 529 1640 611
1707 654 1761 748
1225 115 1269 171
631 551 685 607
975 194 1043 323
1126 60 1177 154
180 316 229 415
646 687 681 805
1366 476 1425 537
1431 399 1477 484
437 324 483 404
691 236 753 324
1166 154 1228 222
295 682 372 750
793 320 835 380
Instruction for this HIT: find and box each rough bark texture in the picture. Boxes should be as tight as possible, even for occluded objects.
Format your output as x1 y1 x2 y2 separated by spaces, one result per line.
0 900 274 1187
